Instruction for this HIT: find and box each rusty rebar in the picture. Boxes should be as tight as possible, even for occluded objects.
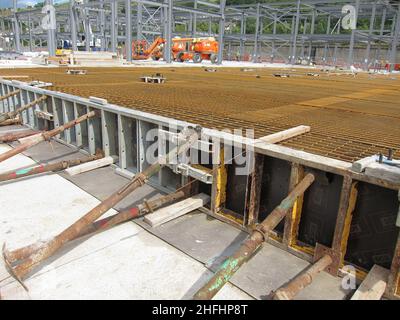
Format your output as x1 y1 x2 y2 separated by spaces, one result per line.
193 173 315 300
4 190 185 264
0 152 104 182
0 96 47 124
273 254 333 300
0 130 39 143
0 110 97 164
3 126 200 282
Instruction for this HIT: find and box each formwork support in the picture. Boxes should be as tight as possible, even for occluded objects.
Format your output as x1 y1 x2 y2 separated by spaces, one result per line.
273 254 333 300
0 152 103 183
194 173 315 300
0 95 47 124
247 153 263 226
2 126 200 283
3 190 185 264
283 163 305 247
331 176 358 266
0 110 97 164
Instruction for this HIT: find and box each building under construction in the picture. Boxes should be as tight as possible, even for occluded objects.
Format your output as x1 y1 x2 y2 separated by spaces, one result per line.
0 0 399 301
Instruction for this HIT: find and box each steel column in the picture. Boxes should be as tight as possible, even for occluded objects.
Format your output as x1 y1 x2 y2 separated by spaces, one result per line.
348 0 360 67
12 0 21 52
126 0 132 62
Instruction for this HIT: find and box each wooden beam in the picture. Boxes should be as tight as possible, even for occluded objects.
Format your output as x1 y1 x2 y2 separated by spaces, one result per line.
257 125 310 144
331 176 358 266
351 265 390 300
144 193 210 228
65 156 116 176
283 163 305 247
247 153 264 226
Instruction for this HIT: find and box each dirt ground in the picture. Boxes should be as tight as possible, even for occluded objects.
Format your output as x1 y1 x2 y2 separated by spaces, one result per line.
1 67 399 162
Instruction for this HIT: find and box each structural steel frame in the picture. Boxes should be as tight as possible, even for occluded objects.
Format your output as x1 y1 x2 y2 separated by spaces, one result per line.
0 0 399 68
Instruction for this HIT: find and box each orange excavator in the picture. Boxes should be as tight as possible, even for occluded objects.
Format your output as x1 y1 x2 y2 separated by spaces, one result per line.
132 37 219 64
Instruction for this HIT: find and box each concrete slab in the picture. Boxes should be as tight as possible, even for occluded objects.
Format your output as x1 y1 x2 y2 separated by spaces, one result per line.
229 243 353 300
6 139 161 211
136 211 247 270
0 143 252 300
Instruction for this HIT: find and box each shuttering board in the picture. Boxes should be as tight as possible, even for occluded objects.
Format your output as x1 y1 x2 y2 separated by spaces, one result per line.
345 183 399 271
258 157 291 232
297 168 343 248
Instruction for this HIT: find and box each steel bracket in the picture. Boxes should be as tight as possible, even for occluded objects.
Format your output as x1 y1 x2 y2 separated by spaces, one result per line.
172 163 213 184
313 243 341 276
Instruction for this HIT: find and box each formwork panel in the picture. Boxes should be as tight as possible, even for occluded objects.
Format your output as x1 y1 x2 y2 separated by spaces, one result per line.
52 97 65 140
258 157 292 232
297 169 343 248
225 162 249 219
75 103 89 151
102 110 119 157
119 115 138 173
63 100 76 144
88 107 102 154
345 183 399 271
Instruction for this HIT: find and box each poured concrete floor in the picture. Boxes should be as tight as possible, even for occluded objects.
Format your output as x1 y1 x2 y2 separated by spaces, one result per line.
0 137 352 299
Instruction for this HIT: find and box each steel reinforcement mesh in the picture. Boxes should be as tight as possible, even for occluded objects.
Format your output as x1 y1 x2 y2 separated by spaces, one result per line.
1 67 399 162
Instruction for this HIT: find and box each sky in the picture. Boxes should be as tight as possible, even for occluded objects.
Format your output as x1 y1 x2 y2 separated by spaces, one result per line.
0 0 67 9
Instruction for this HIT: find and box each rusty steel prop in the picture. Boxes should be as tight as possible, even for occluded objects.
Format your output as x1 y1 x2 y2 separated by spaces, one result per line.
2 125 201 287
0 95 47 124
4 190 185 264
0 151 104 182
193 173 315 300
0 89 21 102
0 130 40 143
272 254 333 300
0 118 22 127
0 110 98 164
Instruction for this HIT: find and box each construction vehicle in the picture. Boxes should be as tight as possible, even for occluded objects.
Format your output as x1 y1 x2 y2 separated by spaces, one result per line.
132 37 219 64
171 37 219 64
132 37 165 61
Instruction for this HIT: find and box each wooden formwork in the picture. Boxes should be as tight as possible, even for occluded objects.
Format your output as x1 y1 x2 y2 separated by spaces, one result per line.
1 78 399 300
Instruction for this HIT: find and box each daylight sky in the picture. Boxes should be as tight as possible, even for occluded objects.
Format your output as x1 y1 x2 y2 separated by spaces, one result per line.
0 0 68 9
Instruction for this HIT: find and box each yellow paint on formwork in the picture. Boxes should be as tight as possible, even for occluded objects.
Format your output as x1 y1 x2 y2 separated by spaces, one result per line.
340 182 359 267
396 275 400 296
214 147 227 210
218 209 244 225
288 197 304 247
291 243 315 256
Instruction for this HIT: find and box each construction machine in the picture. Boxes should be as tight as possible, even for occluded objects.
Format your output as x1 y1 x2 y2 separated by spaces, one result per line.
132 37 165 61
132 37 219 64
171 37 219 64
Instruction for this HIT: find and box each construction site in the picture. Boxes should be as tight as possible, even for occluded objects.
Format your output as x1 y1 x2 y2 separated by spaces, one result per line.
0 0 399 301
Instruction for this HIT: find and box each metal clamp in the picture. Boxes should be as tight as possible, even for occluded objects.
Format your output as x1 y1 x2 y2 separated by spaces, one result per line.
250 223 268 242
